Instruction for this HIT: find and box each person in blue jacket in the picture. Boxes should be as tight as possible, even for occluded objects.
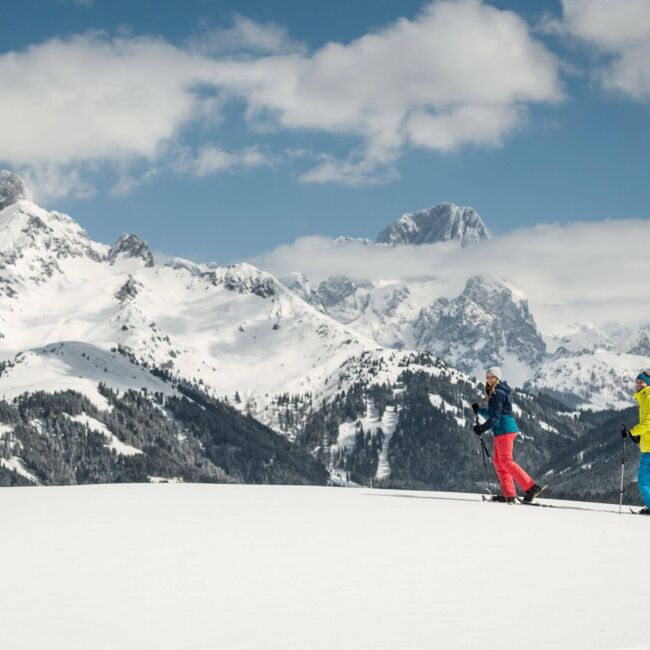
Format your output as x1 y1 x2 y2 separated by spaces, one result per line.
472 366 544 503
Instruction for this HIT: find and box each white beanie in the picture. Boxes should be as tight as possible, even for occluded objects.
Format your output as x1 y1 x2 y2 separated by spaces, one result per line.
486 366 502 380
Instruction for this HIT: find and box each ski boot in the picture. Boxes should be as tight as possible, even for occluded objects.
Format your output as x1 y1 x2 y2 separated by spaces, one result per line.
523 483 547 503
490 495 517 504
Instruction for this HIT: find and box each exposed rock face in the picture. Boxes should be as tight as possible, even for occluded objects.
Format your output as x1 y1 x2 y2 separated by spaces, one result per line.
627 332 650 356
115 275 143 303
108 234 154 268
317 276 371 311
0 171 32 211
376 203 490 247
281 273 324 310
414 275 547 374
202 263 276 298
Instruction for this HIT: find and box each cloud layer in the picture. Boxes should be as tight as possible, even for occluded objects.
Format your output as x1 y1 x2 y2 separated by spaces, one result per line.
0 1 564 198
252 218 650 333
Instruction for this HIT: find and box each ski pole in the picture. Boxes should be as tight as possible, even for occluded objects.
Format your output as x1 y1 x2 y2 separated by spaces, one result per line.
619 425 627 515
478 432 491 495
474 412 501 494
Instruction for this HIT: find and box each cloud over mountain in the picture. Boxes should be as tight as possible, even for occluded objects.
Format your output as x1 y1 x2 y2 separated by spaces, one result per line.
253 217 650 334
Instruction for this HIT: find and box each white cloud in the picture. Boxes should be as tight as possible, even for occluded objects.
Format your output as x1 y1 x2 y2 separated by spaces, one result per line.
404 104 527 152
0 2 564 195
0 33 208 166
252 219 650 332
211 0 563 183
109 144 275 197
21 164 96 202
189 14 307 56
554 0 650 100
181 145 275 176
298 154 400 187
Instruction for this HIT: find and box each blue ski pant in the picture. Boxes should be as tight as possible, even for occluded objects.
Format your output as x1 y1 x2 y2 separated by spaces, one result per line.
639 453 650 509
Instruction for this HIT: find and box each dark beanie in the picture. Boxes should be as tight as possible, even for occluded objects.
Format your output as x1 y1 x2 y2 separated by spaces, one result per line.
637 371 650 386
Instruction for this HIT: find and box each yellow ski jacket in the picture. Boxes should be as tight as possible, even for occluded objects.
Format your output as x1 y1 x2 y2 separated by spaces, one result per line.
632 385 650 453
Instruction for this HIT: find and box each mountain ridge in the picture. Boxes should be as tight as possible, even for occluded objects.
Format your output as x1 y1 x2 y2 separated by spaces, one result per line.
376 202 490 247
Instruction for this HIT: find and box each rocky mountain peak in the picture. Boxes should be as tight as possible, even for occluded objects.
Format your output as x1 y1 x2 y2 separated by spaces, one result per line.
115 275 143 303
0 170 32 211
202 263 276 298
626 331 650 357
108 234 154 268
281 273 324 309
0 199 107 297
462 275 528 311
318 275 368 308
414 274 546 380
376 203 490 247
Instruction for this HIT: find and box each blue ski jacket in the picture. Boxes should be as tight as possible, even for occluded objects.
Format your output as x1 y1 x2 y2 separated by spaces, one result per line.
477 381 520 436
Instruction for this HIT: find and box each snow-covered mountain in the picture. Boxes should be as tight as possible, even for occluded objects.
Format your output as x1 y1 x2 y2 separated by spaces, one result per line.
0 169 33 209
1 171 646 495
414 275 547 384
0 172 467 438
526 349 648 411
376 202 490 246
284 273 423 349
0 341 178 408
286 270 547 386
282 203 649 409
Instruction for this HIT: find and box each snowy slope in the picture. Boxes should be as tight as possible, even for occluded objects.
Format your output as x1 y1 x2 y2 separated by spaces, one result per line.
0 483 648 650
527 349 650 410
284 272 436 349
0 187 390 420
330 398 400 481
286 268 649 409
1 172 646 416
0 341 179 409
1 181 488 462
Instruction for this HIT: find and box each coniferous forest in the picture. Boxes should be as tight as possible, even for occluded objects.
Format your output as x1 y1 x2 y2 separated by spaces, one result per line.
0 360 640 504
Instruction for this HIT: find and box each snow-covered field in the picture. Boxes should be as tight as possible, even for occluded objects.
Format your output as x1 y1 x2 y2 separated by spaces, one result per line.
0 484 648 650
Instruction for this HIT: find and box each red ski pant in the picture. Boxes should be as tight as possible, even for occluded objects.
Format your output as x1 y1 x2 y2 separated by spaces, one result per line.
493 433 535 498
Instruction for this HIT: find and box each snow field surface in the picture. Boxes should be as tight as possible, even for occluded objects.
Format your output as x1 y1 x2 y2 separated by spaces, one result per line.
0 484 648 650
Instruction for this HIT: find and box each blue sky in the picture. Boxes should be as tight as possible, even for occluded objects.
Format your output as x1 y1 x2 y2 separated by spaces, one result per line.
1 0 649 263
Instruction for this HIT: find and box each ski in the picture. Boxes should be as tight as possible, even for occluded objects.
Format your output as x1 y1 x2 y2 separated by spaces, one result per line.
515 498 636 515
368 492 640 515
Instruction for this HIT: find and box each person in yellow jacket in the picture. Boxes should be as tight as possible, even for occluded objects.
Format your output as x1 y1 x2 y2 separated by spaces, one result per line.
625 371 650 514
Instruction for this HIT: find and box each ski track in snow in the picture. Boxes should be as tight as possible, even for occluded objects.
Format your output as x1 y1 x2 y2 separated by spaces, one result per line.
332 399 400 481
375 406 398 480
0 483 648 650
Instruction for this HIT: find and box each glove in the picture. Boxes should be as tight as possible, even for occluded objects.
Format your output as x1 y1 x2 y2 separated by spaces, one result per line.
621 426 640 444
471 403 479 414
473 424 483 436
